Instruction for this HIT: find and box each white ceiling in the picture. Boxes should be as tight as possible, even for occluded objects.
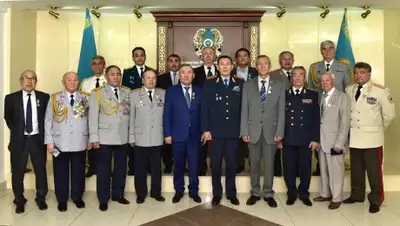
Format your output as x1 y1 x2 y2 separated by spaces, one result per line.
3 0 400 12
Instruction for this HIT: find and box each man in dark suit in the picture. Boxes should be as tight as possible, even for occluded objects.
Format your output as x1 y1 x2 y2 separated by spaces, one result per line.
157 54 181 174
202 55 244 206
192 47 219 176
163 64 203 204
283 66 320 207
121 47 155 175
269 51 294 177
4 70 50 214
231 48 258 174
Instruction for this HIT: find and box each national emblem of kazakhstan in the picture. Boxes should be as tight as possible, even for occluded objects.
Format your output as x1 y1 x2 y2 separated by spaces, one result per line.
193 28 224 58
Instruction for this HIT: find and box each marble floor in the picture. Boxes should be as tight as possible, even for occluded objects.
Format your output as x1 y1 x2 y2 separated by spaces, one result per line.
1 189 400 226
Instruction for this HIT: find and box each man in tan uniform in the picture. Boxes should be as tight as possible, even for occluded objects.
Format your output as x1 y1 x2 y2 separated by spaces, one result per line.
343 62 395 214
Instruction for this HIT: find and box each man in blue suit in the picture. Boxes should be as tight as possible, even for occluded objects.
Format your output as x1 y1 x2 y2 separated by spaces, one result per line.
202 55 244 206
163 64 203 204
121 47 156 175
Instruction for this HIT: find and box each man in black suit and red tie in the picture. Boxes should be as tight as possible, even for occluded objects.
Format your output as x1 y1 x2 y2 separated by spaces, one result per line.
193 47 220 175
157 53 181 174
4 70 50 214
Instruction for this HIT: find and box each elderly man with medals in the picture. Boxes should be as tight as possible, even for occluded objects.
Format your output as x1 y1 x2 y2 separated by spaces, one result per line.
45 72 90 212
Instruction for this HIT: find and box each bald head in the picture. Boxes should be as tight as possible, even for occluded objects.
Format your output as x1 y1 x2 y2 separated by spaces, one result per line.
62 71 80 93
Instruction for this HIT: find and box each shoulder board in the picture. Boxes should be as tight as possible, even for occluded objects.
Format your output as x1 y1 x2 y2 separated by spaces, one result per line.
233 75 244 80
346 82 355 88
310 62 318 68
121 85 131 91
131 88 141 93
52 91 63 97
207 76 217 80
94 86 104 92
80 91 90 96
156 88 165 91
372 82 385 89
124 66 134 70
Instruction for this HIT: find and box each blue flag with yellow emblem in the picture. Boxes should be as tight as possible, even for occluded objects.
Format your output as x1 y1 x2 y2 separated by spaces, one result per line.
77 9 97 81
335 9 356 81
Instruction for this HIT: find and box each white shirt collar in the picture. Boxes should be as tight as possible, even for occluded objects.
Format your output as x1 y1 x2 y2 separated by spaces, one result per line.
324 59 334 65
107 85 119 91
237 66 248 72
181 84 192 89
292 86 303 94
136 65 146 74
324 87 335 96
204 64 215 75
66 91 77 96
23 90 36 96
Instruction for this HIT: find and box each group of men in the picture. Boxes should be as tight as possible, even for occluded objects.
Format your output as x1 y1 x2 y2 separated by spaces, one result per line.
3 40 395 215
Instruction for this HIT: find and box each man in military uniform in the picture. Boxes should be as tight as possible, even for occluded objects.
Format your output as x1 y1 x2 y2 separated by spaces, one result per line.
129 69 166 204
122 47 156 175
202 55 243 206
231 48 257 174
79 55 106 177
270 51 294 177
45 72 90 212
89 65 131 211
307 40 352 176
343 62 395 214
283 66 320 206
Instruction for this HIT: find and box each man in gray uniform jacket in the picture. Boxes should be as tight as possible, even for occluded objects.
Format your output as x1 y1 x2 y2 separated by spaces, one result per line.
45 72 90 212
89 65 131 211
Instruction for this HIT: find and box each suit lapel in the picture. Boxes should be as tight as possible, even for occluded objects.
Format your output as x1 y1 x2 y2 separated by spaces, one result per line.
18 91 25 126
321 89 337 118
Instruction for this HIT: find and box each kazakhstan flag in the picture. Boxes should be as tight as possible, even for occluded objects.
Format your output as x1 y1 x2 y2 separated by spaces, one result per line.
335 9 356 81
77 9 97 81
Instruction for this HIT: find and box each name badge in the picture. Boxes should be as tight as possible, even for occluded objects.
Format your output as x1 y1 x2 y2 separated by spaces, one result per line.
302 99 312 104
367 97 377 105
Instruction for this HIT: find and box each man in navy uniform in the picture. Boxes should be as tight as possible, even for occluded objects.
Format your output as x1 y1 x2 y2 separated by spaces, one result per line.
121 47 155 175
202 55 243 206
282 66 320 206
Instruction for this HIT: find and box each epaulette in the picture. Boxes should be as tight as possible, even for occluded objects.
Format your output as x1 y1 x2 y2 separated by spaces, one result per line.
372 82 385 89
233 75 244 80
124 66 134 70
155 87 165 91
94 86 104 92
121 85 131 91
52 91 62 97
131 88 140 93
207 76 217 80
310 62 318 68
80 91 90 96
346 82 355 88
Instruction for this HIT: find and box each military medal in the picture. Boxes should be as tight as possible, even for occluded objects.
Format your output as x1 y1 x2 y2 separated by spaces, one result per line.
36 99 40 107
192 92 196 100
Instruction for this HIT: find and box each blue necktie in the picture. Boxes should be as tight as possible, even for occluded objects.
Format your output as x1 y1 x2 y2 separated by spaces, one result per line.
70 94 74 107
25 93 33 134
184 87 191 108
224 78 229 88
260 80 266 105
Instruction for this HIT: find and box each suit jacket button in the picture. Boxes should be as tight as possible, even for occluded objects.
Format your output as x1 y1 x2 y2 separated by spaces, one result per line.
291 123 294 126
226 117 229 120
260 121 263 123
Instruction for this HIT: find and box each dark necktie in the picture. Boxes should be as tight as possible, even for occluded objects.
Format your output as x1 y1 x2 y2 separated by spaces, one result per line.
26 93 33 134
355 85 362 101
207 66 213 77
260 81 266 104
140 67 144 78
326 64 330 71
184 87 191 107
172 72 177 85
70 94 74 107
287 71 291 81
224 78 229 88
95 78 100 88
148 90 153 102
114 88 119 100
295 89 300 96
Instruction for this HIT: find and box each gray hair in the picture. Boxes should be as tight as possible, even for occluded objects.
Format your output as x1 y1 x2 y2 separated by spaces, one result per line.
321 72 336 80
320 40 335 49
62 71 79 81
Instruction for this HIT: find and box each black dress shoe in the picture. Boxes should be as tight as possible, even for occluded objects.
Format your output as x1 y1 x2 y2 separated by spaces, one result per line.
85 171 95 178
25 168 32 173
112 197 130 205
136 197 145 204
172 192 184 203
212 197 221 205
300 198 312 206
246 195 261 206
58 203 67 212
73 200 85 209
228 197 240 205
264 197 277 208
313 196 332 202
15 204 25 214
369 204 380 213
286 197 296 205
99 203 108 211
189 193 202 203
127 170 135 176
343 197 364 204
36 200 48 210
150 195 165 202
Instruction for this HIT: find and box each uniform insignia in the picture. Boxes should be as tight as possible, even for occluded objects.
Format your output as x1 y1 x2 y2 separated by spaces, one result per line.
232 86 240 92
367 97 377 105
121 85 131 91
302 99 312 104
215 77 219 83
346 82 355 88
125 66 134 70
80 91 90 96
131 88 141 93
94 86 104 92
372 82 385 89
